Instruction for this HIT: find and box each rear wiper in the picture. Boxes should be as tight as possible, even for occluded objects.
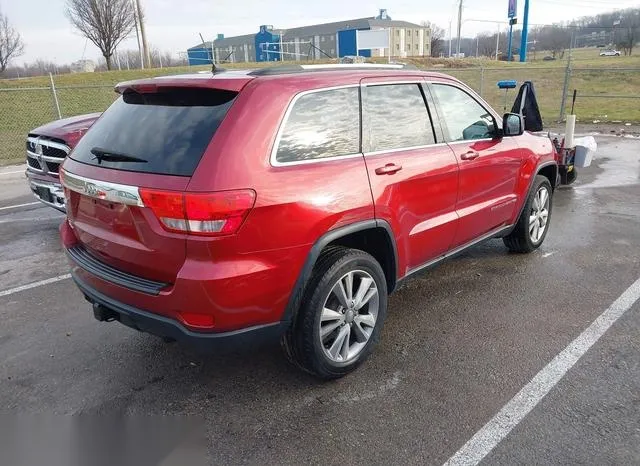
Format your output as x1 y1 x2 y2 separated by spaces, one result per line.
90 147 148 164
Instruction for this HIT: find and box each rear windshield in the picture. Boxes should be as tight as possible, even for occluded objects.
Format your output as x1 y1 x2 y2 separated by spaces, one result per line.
70 87 237 176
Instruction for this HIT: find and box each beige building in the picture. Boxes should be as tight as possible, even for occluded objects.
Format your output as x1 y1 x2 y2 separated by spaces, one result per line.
391 24 432 58
368 21 431 58
193 16 432 64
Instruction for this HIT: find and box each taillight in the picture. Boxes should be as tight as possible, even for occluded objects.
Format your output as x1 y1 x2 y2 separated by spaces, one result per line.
139 189 256 236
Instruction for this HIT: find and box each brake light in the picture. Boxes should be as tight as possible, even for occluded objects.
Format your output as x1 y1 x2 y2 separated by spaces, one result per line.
139 189 256 236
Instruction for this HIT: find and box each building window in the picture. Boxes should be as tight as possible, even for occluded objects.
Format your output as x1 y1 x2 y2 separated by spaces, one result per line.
415 44 419 50
405 44 410 52
396 44 400 51
396 30 400 37
406 29 410 36
416 29 419 36
321 36 325 42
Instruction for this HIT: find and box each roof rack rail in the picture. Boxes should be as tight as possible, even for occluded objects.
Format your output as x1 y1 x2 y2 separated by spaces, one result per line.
248 63 418 76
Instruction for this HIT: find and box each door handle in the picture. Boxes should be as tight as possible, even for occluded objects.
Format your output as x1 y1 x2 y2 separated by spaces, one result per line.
460 150 480 161
375 163 403 175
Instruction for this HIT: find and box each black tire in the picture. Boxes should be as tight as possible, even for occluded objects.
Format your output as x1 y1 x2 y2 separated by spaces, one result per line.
503 175 553 253
281 246 388 380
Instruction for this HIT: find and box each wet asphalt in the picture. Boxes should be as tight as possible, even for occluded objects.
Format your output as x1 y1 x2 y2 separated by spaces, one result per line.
1 136 639 465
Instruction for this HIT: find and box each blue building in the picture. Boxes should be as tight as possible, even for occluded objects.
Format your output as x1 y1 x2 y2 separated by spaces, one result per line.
186 11 430 64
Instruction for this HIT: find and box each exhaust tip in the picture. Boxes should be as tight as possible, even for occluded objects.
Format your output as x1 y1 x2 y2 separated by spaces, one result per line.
93 303 119 323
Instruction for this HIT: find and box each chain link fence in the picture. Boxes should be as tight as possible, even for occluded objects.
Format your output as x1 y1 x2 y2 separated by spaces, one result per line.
1 66 639 165
0 74 117 165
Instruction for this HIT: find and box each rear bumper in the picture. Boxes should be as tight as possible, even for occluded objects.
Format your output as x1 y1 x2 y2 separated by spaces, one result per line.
73 271 288 351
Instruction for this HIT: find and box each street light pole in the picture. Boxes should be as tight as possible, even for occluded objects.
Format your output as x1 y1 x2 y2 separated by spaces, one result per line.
456 0 463 57
449 19 453 57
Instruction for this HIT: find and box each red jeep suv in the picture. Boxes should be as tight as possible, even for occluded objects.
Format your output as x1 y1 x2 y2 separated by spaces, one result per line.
60 65 557 379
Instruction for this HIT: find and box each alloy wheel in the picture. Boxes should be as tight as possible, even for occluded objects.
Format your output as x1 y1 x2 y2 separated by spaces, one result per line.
318 270 379 363
529 186 550 243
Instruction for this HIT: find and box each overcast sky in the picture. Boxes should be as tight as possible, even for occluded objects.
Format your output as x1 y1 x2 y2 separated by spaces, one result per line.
3 0 639 64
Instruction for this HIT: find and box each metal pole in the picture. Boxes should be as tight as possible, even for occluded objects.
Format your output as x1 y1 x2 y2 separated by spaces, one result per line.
495 24 500 60
456 0 463 56
279 32 284 62
519 0 530 62
49 73 62 119
480 67 484 97
448 19 452 57
559 41 573 122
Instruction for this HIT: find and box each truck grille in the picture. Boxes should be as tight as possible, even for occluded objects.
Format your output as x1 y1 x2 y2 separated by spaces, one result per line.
26 135 70 175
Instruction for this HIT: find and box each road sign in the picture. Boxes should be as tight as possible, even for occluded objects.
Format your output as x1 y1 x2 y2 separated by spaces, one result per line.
508 0 517 18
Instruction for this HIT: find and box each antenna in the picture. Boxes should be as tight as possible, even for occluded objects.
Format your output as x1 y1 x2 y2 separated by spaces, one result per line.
199 33 217 73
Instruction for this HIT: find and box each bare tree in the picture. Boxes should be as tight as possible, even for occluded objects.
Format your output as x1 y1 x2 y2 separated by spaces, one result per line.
0 9 25 74
422 21 446 57
476 33 498 57
620 12 640 55
66 0 136 70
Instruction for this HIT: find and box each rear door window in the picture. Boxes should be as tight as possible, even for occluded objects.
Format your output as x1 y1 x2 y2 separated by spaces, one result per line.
363 83 436 152
70 87 237 176
274 87 360 164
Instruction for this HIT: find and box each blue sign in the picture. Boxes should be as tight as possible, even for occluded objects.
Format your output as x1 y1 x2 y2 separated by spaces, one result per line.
508 0 517 18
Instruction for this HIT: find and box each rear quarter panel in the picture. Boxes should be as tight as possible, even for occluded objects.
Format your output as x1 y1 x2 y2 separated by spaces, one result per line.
184 78 375 326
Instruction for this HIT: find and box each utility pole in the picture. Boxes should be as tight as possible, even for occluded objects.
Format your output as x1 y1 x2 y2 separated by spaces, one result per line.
132 1 144 69
456 0 463 57
135 0 151 68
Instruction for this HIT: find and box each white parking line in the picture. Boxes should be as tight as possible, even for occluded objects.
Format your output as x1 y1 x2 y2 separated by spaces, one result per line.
0 170 24 176
0 274 71 298
444 276 640 466
0 201 40 211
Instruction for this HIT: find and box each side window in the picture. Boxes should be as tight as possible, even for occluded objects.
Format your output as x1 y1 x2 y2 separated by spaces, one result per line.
432 84 496 141
275 87 360 164
364 83 436 152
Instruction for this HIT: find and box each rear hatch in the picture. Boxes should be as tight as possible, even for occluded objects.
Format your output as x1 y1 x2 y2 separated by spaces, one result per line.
62 81 246 284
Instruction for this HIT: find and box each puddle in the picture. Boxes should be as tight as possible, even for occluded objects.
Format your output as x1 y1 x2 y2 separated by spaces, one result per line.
578 140 640 189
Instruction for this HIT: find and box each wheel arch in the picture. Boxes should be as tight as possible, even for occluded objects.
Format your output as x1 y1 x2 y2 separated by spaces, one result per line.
281 220 398 325
537 162 558 191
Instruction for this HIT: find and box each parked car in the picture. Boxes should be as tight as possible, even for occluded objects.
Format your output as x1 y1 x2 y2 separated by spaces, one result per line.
543 55 556 61
59 64 558 379
26 113 101 211
600 49 621 56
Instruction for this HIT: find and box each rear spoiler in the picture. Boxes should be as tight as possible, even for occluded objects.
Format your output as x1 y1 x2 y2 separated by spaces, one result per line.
115 74 254 95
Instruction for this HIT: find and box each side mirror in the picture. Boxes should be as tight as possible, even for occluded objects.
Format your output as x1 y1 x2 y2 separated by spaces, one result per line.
503 113 524 137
